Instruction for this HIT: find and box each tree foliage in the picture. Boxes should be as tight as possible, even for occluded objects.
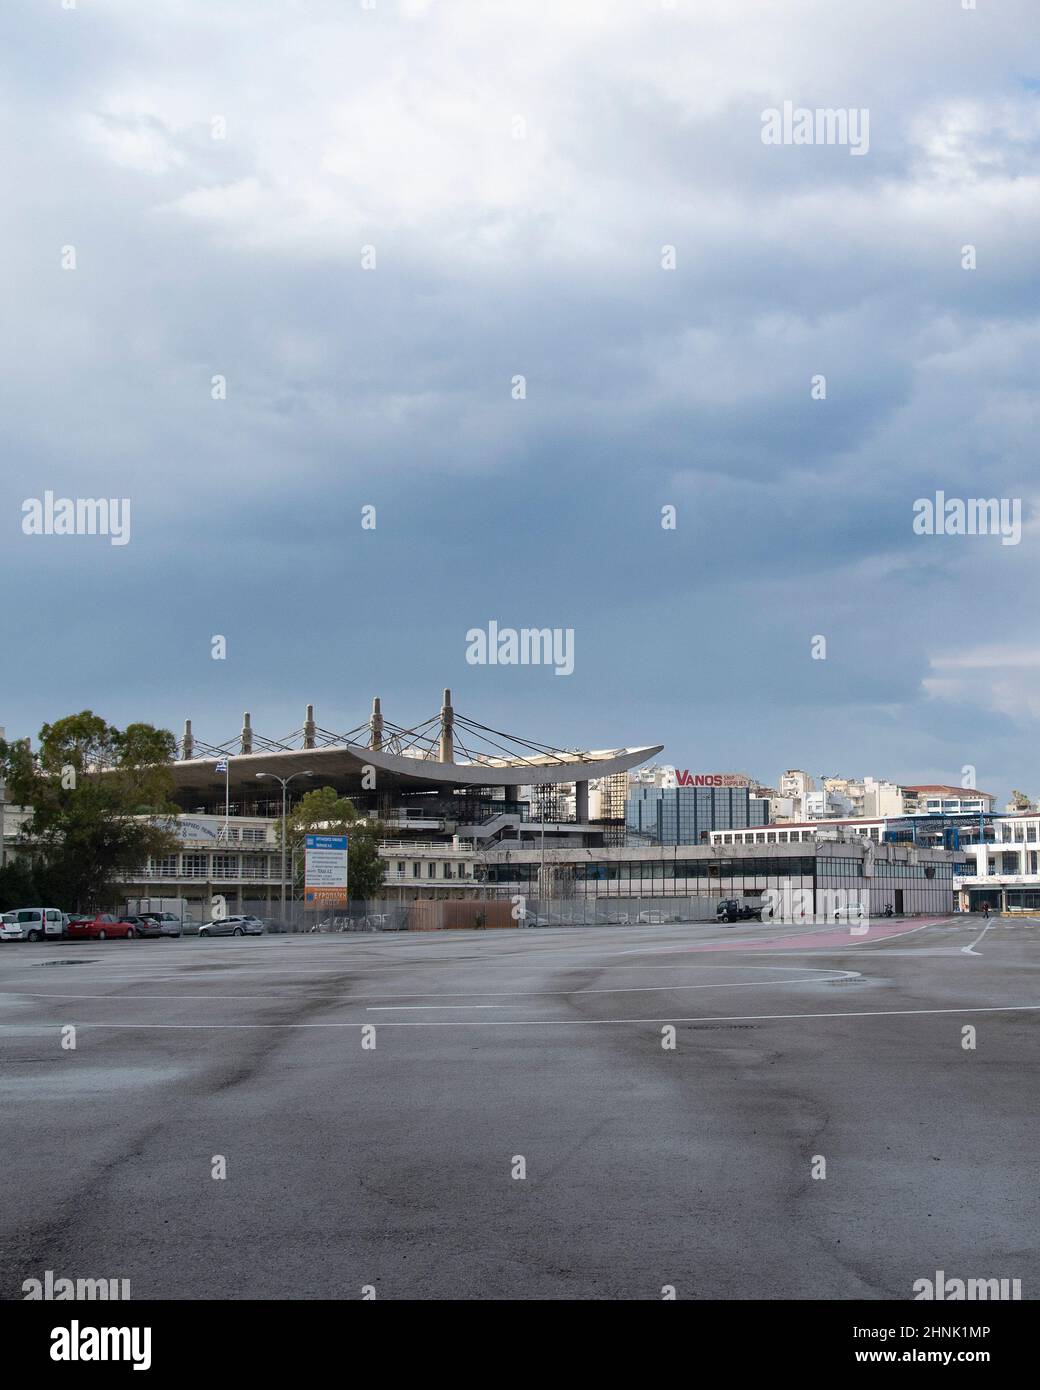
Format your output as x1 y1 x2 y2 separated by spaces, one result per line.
0 711 180 911
281 785 385 901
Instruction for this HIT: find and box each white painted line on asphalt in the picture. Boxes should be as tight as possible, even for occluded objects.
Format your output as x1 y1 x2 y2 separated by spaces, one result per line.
962 919 996 956
618 919 952 956
0 968 862 1003
8 1002 1038 1029
366 1004 506 1011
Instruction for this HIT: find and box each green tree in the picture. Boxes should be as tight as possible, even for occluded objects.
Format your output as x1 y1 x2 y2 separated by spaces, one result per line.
0 712 180 911
0 858 40 913
344 817 388 902
1009 789 1034 811
281 785 385 901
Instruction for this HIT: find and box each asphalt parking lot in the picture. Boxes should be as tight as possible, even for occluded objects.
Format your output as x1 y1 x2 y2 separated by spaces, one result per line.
1 915 1037 1300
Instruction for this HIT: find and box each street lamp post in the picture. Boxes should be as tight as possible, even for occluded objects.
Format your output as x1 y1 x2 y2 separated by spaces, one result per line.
256 771 313 920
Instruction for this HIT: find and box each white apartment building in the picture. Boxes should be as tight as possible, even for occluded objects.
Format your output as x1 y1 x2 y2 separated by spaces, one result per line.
862 777 904 818
779 769 815 801
804 789 854 819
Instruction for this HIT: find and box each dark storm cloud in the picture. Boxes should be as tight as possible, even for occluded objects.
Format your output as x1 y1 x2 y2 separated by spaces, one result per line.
2 0 1039 800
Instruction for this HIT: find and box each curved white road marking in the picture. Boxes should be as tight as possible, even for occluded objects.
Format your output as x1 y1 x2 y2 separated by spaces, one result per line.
962 919 996 956
0 967 862 1003
6 1002 1038 1029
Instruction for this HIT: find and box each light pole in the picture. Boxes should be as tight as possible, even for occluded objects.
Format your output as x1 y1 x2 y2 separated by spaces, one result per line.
256 771 313 919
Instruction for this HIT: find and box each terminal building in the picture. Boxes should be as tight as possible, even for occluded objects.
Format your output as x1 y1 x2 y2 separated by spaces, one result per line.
101 692 961 920
3 694 969 920
116 691 664 913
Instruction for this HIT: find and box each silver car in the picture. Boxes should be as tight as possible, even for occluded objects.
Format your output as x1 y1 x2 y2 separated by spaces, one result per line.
198 914 265 938
138 912 183 938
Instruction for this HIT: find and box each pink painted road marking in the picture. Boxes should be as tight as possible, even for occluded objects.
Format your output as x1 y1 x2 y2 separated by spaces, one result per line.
685 917 951 952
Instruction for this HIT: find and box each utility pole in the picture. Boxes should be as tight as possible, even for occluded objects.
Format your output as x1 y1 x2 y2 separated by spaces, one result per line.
0 723 6 872
540 795 546 903
256 770 314 918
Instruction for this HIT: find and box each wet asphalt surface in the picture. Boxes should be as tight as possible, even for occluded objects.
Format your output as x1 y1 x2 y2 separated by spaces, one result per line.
1 914 1037 1300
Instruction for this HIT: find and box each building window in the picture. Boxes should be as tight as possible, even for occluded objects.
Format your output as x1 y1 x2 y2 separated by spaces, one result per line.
212 855 239 876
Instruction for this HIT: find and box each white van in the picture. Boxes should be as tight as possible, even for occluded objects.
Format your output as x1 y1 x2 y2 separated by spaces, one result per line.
0 908 65 942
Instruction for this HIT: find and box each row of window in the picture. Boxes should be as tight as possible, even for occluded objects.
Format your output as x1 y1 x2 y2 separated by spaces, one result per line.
873 861 951 878
472 856 957 885
144 855 277 879
718 827 883 845
969 853 1040 876
393 862 472 880
484 857 822 884
817 857 867 875
995 823 1040 843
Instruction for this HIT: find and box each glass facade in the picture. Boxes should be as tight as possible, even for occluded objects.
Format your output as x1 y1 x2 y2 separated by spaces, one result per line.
625 786 768 844
481 852 956 911
485 854 815 887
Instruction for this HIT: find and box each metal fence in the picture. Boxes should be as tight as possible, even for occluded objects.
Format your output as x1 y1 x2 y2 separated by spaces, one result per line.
221 895 722 933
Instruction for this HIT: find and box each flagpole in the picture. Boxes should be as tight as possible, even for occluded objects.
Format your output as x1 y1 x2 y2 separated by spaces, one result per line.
215 757 230 842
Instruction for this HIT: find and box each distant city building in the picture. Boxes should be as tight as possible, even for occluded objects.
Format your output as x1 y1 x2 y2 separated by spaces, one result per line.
779 769 815 801
589 771 629 821
902 785 994 816
956 812 1040 912
627 764 673 791
862 777 904 818
805 788 854 819
822 776 865 815
626 784 768 845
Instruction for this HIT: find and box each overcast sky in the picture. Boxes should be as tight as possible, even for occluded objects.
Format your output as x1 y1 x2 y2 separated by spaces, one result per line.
2 0 1039 802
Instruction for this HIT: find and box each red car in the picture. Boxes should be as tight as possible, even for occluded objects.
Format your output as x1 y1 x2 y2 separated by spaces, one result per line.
66 913 139 941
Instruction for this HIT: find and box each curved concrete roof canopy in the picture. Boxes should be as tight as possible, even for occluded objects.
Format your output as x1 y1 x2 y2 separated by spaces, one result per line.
170 695 662 797
170 743 665 795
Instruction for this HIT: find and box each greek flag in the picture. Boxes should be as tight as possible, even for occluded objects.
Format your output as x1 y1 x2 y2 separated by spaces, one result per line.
215 759 228 773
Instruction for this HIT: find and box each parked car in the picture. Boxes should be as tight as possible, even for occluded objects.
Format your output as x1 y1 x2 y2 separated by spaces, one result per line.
198 915 265 937
716 898 764 924
517 909 559 927
833 902 866 922
136 911 183 938
121 915 163 938
66 913 138 940
0 907 66 942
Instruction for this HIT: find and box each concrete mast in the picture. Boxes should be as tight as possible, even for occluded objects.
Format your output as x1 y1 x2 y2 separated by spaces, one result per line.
439 688 454 763
370 697 384 751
